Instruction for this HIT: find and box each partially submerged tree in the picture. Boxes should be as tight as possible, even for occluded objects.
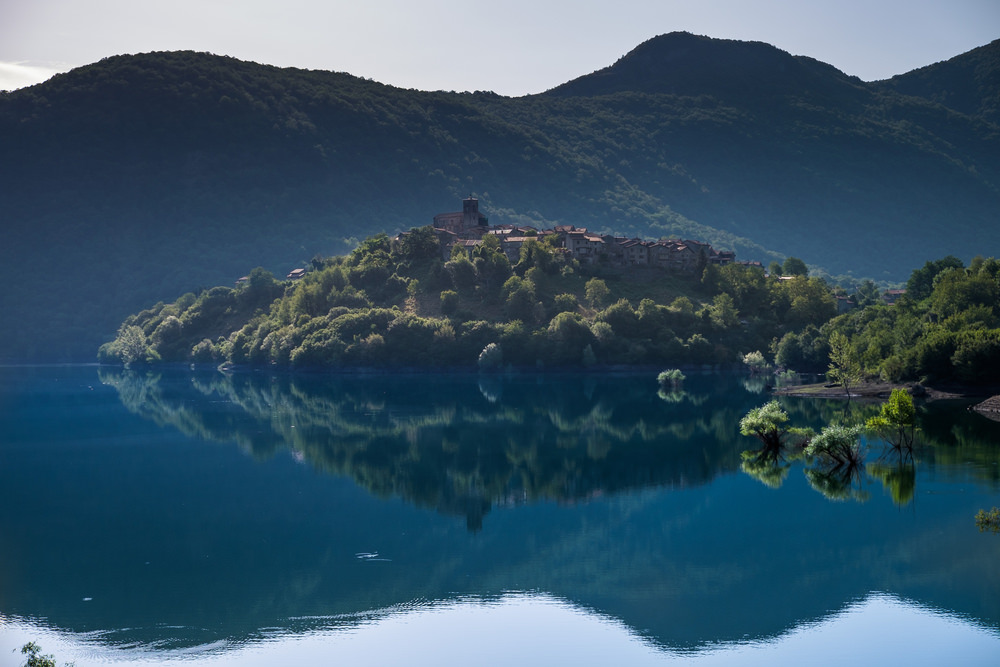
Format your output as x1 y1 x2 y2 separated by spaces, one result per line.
806 423 865 470
804 423 867 501
739 400 812 463
865 388 916 451
975 507 1000 534
657 368 685 390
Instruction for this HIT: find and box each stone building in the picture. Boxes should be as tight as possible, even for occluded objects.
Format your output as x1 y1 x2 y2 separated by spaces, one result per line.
430 198 737 274
433 196 489 235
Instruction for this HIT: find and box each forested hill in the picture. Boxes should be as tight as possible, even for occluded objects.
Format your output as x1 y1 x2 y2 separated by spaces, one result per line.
875 37 1000 123
2 32 999 361
544 32 867 101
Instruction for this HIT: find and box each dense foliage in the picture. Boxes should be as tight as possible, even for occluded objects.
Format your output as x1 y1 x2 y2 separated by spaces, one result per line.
739 390 920 502
99 227 838 369
775 255 1000 385
4 33 1000 361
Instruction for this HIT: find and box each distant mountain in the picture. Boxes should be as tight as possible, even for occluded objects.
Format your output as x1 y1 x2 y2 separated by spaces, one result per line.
545 32 868 104
2 33 999 361
876 38 1000 123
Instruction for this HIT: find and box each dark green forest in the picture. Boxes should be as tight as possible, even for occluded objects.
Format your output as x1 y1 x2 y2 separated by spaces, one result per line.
4 32 1000 361
98 226 841 370
803 256 1000 386
99 220 1000 387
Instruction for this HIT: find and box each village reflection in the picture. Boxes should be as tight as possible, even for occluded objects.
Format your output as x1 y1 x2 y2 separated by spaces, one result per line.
99 369 752 531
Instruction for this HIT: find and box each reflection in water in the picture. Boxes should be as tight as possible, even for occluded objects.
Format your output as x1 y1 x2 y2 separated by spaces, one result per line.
3 367 1000 663
3 592 999 666
868 455 917 507
740 456 790 489
98 368 748 531
804 466 871 502
737 393 994 506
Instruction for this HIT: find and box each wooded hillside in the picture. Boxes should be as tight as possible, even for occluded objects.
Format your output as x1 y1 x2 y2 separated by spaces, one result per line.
3 32 998 361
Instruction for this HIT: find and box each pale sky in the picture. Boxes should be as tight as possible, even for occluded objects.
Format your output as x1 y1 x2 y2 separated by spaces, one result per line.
1 0 998 94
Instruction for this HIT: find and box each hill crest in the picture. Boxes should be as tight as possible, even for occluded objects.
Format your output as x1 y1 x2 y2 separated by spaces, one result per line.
542 32 866 102
2 36 1000 362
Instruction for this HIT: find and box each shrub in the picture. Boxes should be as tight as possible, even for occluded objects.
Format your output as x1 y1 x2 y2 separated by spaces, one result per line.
440 290 459 315
552 293 578 314
742 350 770 374
478 342 503 371
657 368 686 389
975 507 1000 534
585 278 611 309
806 424 865 469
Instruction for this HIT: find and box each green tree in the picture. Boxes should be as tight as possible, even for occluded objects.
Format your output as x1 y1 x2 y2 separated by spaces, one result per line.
805 423 865 470
905 255 963 301
852 279 881 309
865 388 916 450
116 324 150 365
975 507 1000 534
827 331 863 397
473 244 512 296
657 368 685 389
394 225 441 262
782 256 808 277
444 254 477 294
478 342 503 371
503 276 538 322
743 350 770 374
585 278 611 309
738 401 809 462
929 268 999 319
779 277 837 329
552 293 578 314
17 642 65 667
707 292 739 328
440 290 459 315
349 232 392 267
597 299 640 337
514 238 556 275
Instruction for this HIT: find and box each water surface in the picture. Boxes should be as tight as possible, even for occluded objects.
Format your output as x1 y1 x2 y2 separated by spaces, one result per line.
1 366 998 665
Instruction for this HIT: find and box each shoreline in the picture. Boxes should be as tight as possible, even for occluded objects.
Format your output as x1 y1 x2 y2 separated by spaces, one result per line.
773 380 1000 416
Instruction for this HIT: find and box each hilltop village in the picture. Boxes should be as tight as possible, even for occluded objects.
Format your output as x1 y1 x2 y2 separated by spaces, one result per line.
277 197 743 282
418 197 737 273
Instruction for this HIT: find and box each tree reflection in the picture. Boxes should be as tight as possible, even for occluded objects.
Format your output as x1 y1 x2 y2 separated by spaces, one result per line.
99 369 749 531
740 456 790 489
868 456 917 507
738 387 1000 505
803 467 871 502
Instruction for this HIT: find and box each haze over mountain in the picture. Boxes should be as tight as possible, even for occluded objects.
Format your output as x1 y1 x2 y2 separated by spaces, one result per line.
2 32 998 361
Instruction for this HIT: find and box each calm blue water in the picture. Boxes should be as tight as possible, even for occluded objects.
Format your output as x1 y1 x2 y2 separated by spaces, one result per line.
1 366 999 665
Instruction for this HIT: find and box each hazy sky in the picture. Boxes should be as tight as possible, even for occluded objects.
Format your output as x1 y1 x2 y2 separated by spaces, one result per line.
2 0 998 94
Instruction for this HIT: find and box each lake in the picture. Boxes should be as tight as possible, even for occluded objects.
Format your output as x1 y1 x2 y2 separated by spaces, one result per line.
1 365 999 666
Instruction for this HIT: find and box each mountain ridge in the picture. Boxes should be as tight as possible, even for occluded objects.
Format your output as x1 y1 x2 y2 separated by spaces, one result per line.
875 37 1000 123
543 32 868 103
1 34 998 361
